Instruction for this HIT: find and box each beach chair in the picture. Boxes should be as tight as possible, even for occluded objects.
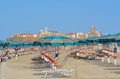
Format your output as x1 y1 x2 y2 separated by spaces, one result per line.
96 48 118 65
40 52 73 79
102 48 113 55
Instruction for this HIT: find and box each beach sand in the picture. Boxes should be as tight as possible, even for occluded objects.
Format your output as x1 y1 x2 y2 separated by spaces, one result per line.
1 50 120 79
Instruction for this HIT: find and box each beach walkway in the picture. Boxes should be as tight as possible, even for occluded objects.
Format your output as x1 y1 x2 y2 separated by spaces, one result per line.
1 50 120 79
0 53 41 79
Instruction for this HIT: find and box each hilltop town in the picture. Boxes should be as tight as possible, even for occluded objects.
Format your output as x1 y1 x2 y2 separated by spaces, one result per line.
8 26 102 42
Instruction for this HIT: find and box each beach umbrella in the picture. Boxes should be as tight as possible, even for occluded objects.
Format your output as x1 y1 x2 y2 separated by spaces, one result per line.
116 38 120 43
22 42 33 46
41 42 51 46
0 40 5 46
107 33 120 38
40 35 72 46
39 35 73 52
5 40 33 47
84 36 101 44
73 41 79 45
33 41 41 46
97 36 116 44
5 41 22 46
101 33 120 43
77 38 87 45
41 35 71 40
63 41 73 46
50 42 63 46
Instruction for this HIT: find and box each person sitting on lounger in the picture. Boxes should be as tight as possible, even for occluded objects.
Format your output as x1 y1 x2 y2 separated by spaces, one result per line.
54 52 60 59
114 44 117 56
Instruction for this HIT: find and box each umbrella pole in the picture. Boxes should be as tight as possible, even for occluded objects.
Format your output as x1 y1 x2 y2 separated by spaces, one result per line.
102 57 104 63
15 55 17 60
107 56 110 63
114 57 117 65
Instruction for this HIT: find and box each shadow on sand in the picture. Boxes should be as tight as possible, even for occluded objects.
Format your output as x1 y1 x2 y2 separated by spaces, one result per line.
76 58 120 74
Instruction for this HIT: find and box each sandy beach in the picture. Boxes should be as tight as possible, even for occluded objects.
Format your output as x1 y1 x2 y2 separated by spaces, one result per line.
1 49 120 79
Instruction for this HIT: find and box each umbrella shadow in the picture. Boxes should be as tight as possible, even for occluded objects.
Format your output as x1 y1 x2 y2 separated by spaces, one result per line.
82 59 120 74
104 67 120 70
104 67 120 74
30 63 51 69
33 72 72 79
83 59 120 67
112 71 120 74
30 59 51 69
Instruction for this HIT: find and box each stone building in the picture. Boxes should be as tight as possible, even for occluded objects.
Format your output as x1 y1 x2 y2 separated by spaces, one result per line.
88 26 102 37
8 26 102 42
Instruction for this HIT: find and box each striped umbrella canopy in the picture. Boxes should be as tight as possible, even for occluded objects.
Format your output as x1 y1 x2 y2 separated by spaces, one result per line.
116 38 120 43
73 41 79 45
33 41 41 46
85 35 117 44
50 42 63 46
96 35 116 44
22 42 33 46
5 40 23 46
5 40 33 47
107 33 120 37
108 33 120 43
39 35 73 46
86 36 101 44
63 41 73 46
77 38 87 45
76 34 120 45
41 35 71 40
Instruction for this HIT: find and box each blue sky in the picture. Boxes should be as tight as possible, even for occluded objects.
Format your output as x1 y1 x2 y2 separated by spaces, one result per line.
0 0 120 40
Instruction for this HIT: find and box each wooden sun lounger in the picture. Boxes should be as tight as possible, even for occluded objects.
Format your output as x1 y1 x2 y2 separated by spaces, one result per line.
41 52 73 79
41 52 61 68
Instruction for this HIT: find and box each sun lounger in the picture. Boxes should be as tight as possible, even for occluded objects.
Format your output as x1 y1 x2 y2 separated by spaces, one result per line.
102 48 113 55
41 52 73 79
41 52 61 69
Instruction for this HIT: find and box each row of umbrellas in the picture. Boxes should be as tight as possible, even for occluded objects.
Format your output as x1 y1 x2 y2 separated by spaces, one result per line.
1 34 120 47
0 36 74 47
0 40 33 47
84 38 120 45
40 36 73 46
76 33 120 45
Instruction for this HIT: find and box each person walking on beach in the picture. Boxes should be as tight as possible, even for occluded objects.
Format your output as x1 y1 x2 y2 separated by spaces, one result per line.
114 44 117 56
113 44 118 65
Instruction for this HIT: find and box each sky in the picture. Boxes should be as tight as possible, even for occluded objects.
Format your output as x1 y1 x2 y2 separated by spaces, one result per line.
0 0 120 40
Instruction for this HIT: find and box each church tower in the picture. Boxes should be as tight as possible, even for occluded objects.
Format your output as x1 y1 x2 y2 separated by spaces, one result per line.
45 27 48 32
90 26 96 33
88 26 102 37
